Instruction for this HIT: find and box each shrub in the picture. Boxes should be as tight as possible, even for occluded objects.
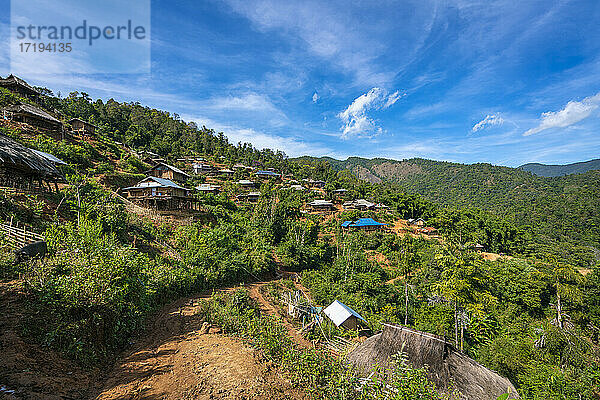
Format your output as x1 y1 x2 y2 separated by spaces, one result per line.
25 218 151 363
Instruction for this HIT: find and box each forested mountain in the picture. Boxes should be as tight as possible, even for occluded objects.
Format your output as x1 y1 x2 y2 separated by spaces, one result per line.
518 158 600 177
33 90 290 171
296 156 600 266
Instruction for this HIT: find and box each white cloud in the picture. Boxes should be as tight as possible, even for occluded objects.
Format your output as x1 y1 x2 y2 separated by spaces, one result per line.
472 113 505 132
524 92 600 136
181 115 331 158
203 92 289 127
223 0 399 86
312 92 319 103
384 91 402 108
337 87 402 138
209 93 279 113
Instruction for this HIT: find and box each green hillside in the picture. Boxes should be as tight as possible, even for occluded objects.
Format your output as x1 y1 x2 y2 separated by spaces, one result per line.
296 156 600 266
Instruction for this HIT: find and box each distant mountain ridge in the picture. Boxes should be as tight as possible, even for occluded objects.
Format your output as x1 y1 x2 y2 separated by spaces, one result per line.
518 159 600 177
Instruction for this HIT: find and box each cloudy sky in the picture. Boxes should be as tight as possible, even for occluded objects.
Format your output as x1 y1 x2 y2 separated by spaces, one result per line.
1 0 600 166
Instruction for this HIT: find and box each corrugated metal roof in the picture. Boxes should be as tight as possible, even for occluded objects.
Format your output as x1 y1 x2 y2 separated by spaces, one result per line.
354 218 386 226
196 183 220 191
308 199 333 206
355 199 375 207
256 170 280 176
31 149 66 165
323 300 366 327
123 176 189 191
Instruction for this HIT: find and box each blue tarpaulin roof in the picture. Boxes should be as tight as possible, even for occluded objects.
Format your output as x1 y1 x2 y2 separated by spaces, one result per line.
341 218 387 228
256 170 280 176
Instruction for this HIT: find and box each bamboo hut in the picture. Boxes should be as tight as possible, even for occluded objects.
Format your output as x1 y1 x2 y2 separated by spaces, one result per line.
0 134 65 191
348 323 518 400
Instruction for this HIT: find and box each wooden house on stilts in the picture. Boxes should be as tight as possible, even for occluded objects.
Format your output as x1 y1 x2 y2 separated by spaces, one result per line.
69 118 98 137
121 176 198 211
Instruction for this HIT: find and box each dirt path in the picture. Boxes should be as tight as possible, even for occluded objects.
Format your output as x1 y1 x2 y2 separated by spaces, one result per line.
1 275 309 400
247 282 313 349
94 290 306 400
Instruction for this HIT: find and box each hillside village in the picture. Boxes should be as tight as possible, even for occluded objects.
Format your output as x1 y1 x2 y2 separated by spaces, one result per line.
0 75 598 400
0 74 444 238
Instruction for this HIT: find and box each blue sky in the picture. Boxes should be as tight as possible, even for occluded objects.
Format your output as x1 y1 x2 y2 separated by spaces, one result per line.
1 0 600 166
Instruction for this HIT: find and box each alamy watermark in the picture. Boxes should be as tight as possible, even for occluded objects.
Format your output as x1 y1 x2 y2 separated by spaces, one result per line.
11 0 151 75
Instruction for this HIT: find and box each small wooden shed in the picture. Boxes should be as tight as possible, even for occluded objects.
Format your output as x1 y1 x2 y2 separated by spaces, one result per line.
323 300 366 330
70 118 98 136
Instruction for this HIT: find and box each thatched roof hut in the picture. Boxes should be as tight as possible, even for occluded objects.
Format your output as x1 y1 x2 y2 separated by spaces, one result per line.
0 134 65 187
2 103 62 132
348 323 518 400
0 74 40 100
